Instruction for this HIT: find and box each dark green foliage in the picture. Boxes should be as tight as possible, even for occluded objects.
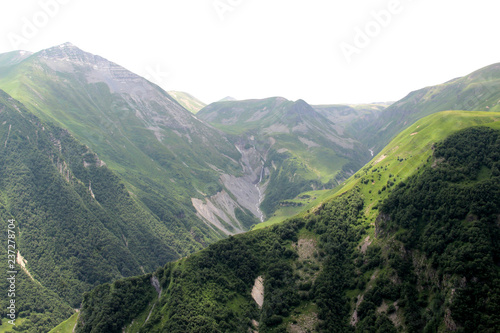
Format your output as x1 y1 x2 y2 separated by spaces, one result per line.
235 207 260 229
309 190 365 332
76 275 156 333
382 127 500 332
0 211 74 333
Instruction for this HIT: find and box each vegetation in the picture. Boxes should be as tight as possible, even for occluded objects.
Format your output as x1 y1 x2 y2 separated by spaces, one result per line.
256 110 500 229
0 44 247 249
198 97 370 216
77 126 500 333
381 127 500 332
0 90 207 332
167 91 207 114
356 63 500 152
48 313 78 333
1 45 500 332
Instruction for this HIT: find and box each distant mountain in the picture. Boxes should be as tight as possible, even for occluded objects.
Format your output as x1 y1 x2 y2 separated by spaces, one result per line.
0 50 32 67
198 97 371 216
74 110 500 333
312 102 387 138
358 63 500 152
168 90 206 113
218 96 237 102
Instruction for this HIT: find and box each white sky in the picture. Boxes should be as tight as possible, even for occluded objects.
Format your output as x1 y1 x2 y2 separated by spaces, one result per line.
0 0 499 105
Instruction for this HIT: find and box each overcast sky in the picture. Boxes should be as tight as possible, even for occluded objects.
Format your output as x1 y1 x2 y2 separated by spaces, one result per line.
0 0 499 105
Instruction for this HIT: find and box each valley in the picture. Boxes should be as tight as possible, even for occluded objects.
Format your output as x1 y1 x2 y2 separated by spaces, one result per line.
0 43 498 332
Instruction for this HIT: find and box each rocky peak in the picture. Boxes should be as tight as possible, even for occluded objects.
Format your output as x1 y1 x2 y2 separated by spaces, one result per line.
34 43 144 90
285 99 319 119
37 42 100 64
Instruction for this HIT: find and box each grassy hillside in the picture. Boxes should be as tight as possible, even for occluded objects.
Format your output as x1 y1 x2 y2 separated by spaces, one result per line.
168 91 207 113
358 63 500 152
75 114 500 332
312 102 388 138
48 313 79 333
0 50 32 67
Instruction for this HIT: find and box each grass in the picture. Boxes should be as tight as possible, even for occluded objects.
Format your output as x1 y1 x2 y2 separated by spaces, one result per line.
252 190 331 230
253 111 500 230
48 313 78 333
0 318 26 333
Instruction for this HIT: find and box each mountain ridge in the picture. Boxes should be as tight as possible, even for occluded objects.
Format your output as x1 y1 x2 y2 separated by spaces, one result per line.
356 62 500 152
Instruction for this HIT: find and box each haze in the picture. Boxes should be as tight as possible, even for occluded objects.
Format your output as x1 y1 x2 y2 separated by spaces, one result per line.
0 0 498 104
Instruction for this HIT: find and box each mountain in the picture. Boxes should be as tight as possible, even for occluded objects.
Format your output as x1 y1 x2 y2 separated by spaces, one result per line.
0 50 32 67
167 90 206 113
0 42 266 240
219 96 237 102
73 111 500 332
0 89 200 331
1 43 499 332
312 102 388 141
358 63 500 152
259 64 500 228
198 97 371 217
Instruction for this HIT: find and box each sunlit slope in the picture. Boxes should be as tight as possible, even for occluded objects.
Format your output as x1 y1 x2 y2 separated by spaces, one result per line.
256 111 500 228
361 63 500 151
168 90 207 113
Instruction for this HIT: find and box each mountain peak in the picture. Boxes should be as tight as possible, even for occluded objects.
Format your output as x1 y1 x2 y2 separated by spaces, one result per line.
36 42 99 65
58 41 78 49
219 96 237 102
31 43 149 92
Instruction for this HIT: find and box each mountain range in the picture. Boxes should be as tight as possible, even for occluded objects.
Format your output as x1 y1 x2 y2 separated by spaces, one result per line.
0 43 498 332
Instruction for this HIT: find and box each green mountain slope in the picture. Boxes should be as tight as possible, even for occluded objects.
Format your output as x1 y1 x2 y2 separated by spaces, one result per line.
359 63 500 152
74 112 500 332
167 91 207 113
198 97 370 216
0 43 265 240
0 89 215 332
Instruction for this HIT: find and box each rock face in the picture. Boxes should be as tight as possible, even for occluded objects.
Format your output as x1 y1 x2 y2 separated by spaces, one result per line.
251 276 265 308
192 141 269 233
